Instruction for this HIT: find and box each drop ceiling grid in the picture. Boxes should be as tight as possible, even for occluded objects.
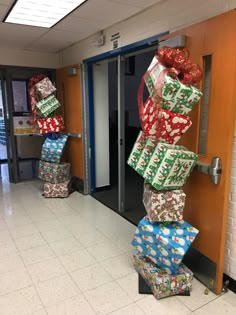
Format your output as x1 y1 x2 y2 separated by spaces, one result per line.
0 0 163 52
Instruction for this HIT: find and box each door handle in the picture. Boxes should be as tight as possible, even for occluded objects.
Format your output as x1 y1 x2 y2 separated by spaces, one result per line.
195 157 222 185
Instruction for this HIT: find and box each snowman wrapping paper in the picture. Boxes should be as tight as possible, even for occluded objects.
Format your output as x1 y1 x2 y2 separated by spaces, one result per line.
132 216 199 274
41 135 68 164
37 115 65 134
133 251 193 299
140 97 192 143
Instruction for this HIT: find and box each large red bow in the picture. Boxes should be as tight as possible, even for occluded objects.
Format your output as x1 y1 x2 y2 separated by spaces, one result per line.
156 46 202 86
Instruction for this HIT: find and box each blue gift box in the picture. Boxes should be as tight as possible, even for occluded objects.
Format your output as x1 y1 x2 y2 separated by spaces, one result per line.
132 216 199 273
41 135 68 164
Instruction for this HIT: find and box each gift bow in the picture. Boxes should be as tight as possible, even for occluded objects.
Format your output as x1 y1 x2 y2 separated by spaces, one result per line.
156 46 202 86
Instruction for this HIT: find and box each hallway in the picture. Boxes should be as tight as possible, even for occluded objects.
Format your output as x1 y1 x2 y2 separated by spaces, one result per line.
0 180 235 314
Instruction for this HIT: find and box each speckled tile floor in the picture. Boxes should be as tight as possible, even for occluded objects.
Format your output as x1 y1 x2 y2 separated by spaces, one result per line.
0 178 235 315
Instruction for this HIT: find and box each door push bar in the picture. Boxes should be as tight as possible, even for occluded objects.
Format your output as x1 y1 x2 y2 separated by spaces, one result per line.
195 157 222 185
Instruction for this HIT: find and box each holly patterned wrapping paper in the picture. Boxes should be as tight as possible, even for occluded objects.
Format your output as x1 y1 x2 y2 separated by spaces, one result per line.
36 95 61 117
143 183 185 222
144 141 198 190
41 135 68 164
37 115 65 134
34 77 56 99
43 180 70 198
133 251 193 300
127 131 149 170
38 160 70 184
132 216 199 274
144 56 203 116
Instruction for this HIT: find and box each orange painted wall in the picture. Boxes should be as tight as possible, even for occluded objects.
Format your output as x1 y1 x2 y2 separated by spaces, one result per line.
56 65 84 179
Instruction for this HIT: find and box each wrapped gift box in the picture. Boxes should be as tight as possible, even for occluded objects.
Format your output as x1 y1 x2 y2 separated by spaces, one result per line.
43 180 70 198
37 115 65 134
133 251 193 300
140 98 192 143
128 135 198 190
36 95 61 117
34 77 56 99
145 56 203 116
144 141 198 190
41 135 68 164
132 216 199 273
158 109 192 144
127 131 149 170
38 160 70 183
143 183 185 222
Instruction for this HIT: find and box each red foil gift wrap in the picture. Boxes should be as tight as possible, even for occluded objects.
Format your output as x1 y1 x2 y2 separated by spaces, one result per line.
156 46 203 86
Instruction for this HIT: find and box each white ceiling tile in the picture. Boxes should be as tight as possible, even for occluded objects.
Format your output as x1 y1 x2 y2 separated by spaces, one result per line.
0 0 13 5
27 38 72 53
39 29 85 43
0 4 8 17
55 15 108 33
0 23 48 38
72 0 141 23
108 0 162 9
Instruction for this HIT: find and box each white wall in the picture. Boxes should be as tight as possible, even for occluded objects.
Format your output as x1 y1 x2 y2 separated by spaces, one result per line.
93 62 110 188
61 0 236 65
225 138 236 280
0 47 60 69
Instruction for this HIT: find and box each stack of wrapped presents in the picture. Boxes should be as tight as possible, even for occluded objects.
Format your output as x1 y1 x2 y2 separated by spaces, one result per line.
28 75 70 198
128 46 203 299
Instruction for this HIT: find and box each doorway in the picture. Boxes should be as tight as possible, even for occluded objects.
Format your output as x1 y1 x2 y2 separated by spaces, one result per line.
91 49 157 225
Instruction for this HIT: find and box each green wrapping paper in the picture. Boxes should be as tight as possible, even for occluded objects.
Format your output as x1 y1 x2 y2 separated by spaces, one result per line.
144 141 198 190
36 95 61 117
145 57 203 116
127 132 198 190
127 131 148 169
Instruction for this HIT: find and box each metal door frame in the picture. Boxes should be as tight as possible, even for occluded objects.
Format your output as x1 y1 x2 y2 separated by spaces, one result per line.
82 32 168 209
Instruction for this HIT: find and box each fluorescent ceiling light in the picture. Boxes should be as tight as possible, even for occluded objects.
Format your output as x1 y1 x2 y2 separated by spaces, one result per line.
4 0 87 28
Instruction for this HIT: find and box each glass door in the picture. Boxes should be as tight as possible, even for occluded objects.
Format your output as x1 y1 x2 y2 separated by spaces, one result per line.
0 70 14 182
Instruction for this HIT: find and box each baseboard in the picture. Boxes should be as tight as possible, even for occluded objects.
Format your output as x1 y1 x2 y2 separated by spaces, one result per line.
223 274 236 294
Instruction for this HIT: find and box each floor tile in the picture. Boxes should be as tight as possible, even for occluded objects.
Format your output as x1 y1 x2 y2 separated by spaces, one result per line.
176 278 218 311
116 273 146 302
136 295 192 315
30 310 47 315
59 248 96 272
35 274 80 307
27 209 56 223
0 286 43 315
108 303 145 315
46 295 96 315
40 227 72 243
101 252 135 279
71 263 113 292
87 240 126 262
20 245 55 266
34 219 65 233
27 257 66 284
84 281 132 315
14 233 46 251
0 253 25 274
0 237 17 258
193 295 236 314
0 219 7 231
9 223 38 240
4 215 32 229
0 268 32 295
49 237 83 256
75 228 109 248
221 290 236 307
